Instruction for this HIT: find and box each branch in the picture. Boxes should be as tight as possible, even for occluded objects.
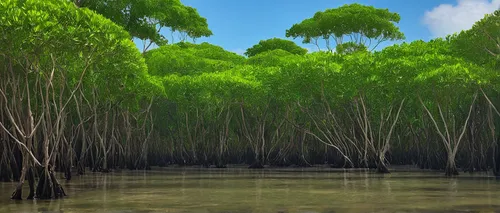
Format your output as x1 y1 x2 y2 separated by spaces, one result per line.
0 122 41 166
453 91 478 157
481 87 500 117
419 97 452 152
383 98 405 153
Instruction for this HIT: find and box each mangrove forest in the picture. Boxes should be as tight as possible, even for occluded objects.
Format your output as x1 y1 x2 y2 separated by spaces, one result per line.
1 0 500 205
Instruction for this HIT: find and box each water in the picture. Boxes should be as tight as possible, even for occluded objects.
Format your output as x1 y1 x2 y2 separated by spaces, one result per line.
0 167 499 213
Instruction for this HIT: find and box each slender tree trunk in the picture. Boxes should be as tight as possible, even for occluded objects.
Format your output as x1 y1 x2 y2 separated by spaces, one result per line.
420 93 477 177
11 150 28 200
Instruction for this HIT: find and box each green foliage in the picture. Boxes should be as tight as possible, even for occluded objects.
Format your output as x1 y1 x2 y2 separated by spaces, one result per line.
0 0 162 110
244 38 307 57
378 39 452 59
3 0 500 174
246 49 302 67
76 0 212 45
373 39 484 98
336 41 368 54
286 3 405 51
175 42 246 64
162 67 261 111
145 42 245 76
450 10 500 68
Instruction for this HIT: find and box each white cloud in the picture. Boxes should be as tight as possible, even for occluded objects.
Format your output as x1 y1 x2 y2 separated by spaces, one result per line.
423 0 500 38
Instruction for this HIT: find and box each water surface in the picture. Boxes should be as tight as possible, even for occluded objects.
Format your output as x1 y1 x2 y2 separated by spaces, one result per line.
1 168 499 213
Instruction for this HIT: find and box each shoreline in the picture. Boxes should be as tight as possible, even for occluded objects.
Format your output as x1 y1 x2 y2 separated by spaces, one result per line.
106 164 497 176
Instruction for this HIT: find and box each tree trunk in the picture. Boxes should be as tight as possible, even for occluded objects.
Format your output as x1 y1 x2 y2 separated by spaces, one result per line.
248 159 264 169
11 152 28 200
35 166 66 199
493 137 500 177
376 154 390 174
36 130 65 199
27 167 35 199
445 158 459 176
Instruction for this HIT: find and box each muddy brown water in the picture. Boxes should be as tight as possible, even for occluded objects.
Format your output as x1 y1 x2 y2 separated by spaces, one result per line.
0 167 499 213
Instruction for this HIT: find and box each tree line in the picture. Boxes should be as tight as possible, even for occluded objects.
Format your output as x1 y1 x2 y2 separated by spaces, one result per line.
1 0 500 201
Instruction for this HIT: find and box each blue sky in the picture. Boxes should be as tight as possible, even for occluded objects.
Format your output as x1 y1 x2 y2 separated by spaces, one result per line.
137 0 500 54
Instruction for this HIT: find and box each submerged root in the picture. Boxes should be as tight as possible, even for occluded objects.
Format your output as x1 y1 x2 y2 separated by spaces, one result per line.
376 164 390 174
376 158 390 174
494 147 500 177
35 167 66 199
27 168 35 199
77 162 85 175
216 162 227 168
445 165 459 176
11 161 29 200
64 167 72 181
216 164 227 168
445 158 459 176
10 183 23 200
157 159 168 167
297 158 312 168
215 157 227 168
248 161 264 169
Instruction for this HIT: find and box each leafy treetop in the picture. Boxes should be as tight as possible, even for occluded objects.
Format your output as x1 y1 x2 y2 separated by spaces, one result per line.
75 0 212 46
286 3 405 52
450 10 500 69
244 38 307 57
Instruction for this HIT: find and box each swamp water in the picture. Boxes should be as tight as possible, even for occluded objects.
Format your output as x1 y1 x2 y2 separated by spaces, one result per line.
0 168 499 213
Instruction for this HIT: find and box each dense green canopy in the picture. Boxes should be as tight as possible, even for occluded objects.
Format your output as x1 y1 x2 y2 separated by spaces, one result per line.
145 42 245 76
450 10 500 69
244 38 308 57
1 2 500 203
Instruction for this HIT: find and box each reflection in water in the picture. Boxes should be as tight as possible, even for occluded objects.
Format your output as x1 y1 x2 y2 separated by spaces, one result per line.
0 168 499 213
